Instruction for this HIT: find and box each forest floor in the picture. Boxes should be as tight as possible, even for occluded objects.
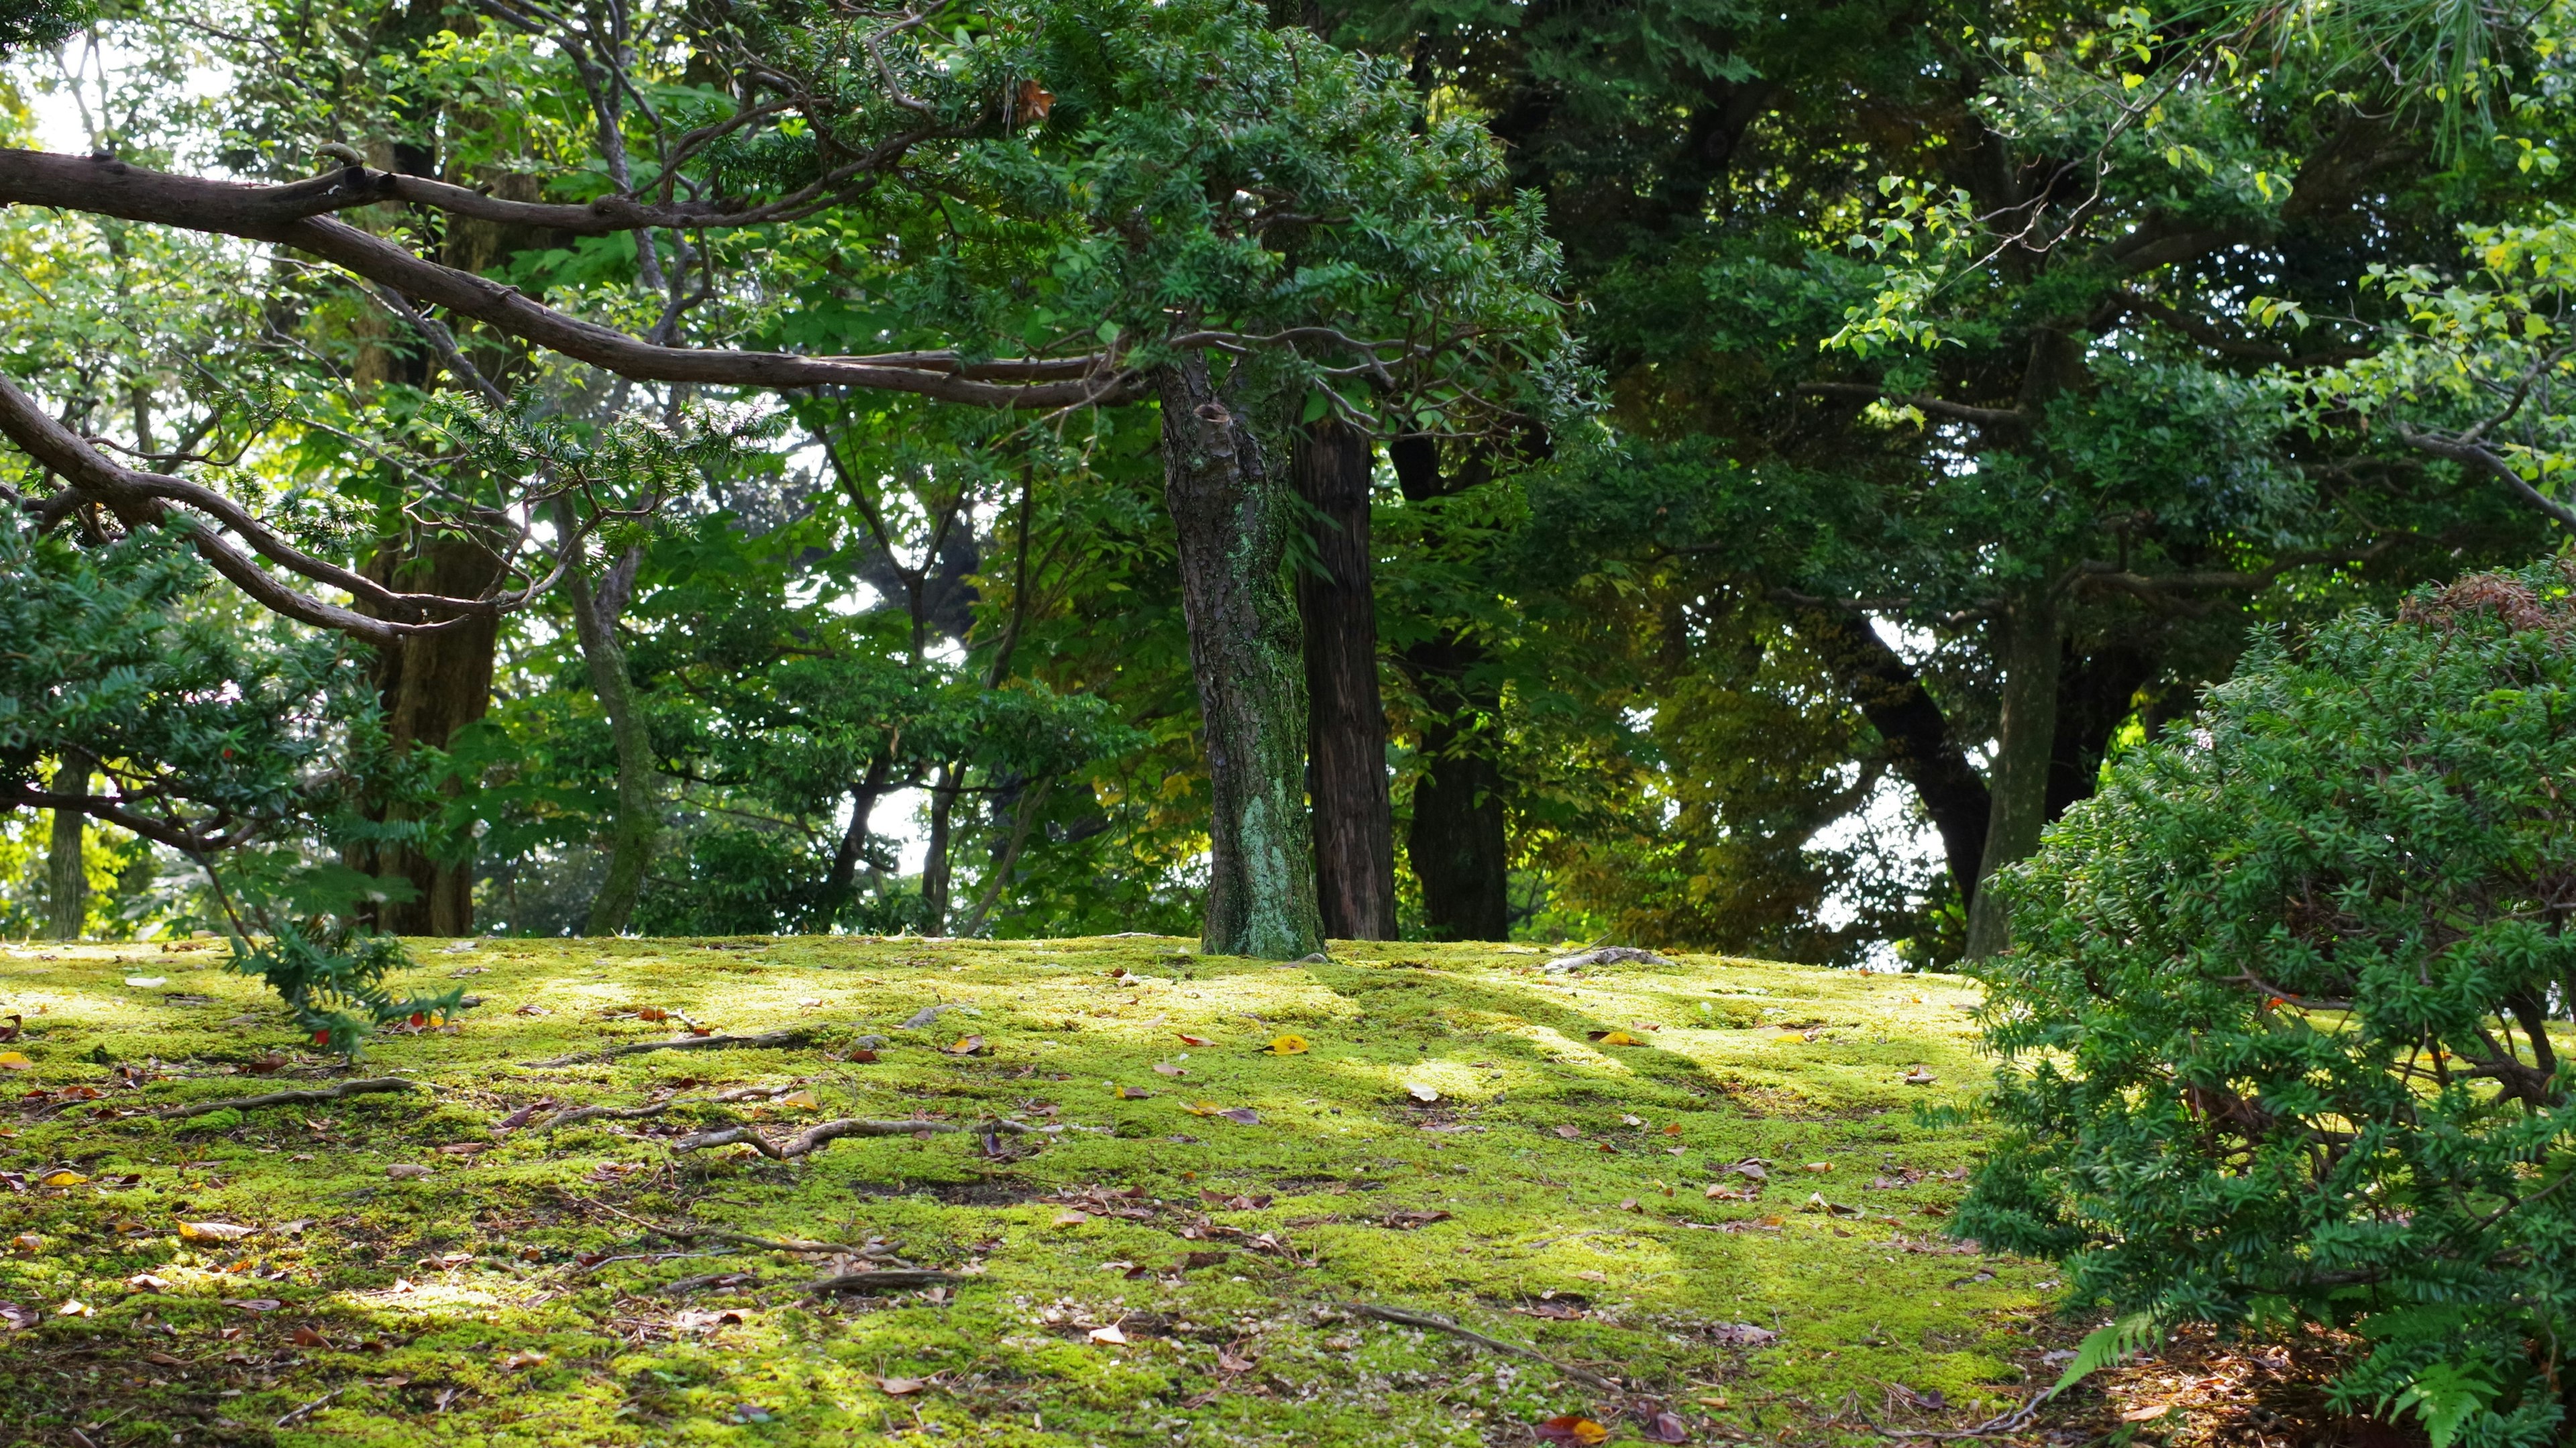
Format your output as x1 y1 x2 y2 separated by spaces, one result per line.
0 936 2416 1448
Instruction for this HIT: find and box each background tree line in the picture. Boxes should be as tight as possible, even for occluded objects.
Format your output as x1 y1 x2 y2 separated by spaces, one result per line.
6 0 2574 972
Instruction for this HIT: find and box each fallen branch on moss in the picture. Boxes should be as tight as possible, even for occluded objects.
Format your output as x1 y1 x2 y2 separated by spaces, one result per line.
153 1077 416 1119
669 1115 1053 1159
521 1025 826 1067
541 1084 794 1131
1346 1302 1619 1390
804 1268 967 1293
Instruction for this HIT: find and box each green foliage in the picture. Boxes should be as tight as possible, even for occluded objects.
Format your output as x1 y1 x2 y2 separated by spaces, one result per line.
0 0 86 55
1963 559 2576 1448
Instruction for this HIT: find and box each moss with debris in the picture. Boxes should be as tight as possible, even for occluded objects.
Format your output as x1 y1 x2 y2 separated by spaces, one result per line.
1 936 2068 1446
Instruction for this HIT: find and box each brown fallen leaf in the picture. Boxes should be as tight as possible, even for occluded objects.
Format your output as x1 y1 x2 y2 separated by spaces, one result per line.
8 1233 37 1252
1216 1345 1255 1373
1177 1033 1214 1047
1152 1062 1187 1076
1535 1416 1611 1446
943 1036 987 1056
879 1376 927 1396
636 1007 668 1023
291 1325 331 1347
437 1142 488 1156
386 1164 433 1180
1553 1124 1583 1139
1053 1210 1090 1228
1637 1408 1692 1443
0 1015 17 1043
1574 1269 1607 1282
0 1301 35 1329
125 1273 169 1292
2122 1404 2172 1423
1216 1107 1260 1125
1803 1161 1834 1173
245 1052 288 1075
1903 1066 1937 1086
1116 1085 1155 1099
499 1349 548 1370
1016 78 1054 122
221 1298 280 1313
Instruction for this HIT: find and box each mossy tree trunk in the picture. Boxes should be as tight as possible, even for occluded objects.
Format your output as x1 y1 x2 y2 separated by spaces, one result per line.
1157 357 1324 960
45 761 85 941
1964 592 2062 958
1293 417 1397 940
562 554 658 937
353 533 502 936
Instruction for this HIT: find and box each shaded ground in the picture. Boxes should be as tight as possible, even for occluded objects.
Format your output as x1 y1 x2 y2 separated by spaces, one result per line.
0 936 2407 1446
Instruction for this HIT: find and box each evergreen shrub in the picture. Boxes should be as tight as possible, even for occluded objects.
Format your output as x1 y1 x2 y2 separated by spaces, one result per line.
1963 561 2576 1448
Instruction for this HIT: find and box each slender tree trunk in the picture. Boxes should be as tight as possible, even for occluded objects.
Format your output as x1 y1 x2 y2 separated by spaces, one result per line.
1964 594 2064 958
45 762 86 941
822 755 893 913
920 763 965 935
1157 357 1324 959
958 775 1055 938
563 559 657 936
1387 435 1509 942
356 534 500 936
1293 418 1397 940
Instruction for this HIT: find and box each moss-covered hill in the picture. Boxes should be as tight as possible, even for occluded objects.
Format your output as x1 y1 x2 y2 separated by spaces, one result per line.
1 936 2067 1447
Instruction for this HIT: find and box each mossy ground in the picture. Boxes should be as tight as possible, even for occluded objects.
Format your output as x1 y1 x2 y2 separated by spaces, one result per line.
0 937 2284 1447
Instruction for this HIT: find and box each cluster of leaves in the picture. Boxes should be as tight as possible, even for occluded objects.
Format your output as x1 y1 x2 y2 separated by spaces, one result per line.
1963 559 2576 1447
0 524 449 1052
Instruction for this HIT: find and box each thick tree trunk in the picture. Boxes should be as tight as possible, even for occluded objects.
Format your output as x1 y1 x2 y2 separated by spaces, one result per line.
1293 418 1397 940
356 534 501 936
563 561 657 936
1965 595 2064 958
45 762 86 941
1157 357 1324 960
2045 641 2156 821
1792 608 1992 909
1387 435 1509 942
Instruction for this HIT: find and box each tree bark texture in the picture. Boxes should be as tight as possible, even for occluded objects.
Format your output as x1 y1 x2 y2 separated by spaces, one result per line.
45 761 86 941
354 533 502 936
1293 418 1397 940
1792 608 1992 909
1388 435 1509 942
563 560 658 936
1965 595 2064 957
1157 357 1324 960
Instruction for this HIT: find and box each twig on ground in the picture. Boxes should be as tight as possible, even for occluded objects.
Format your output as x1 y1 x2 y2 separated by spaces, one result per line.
804 1268 966 1293
154 1077 415 1119
584 1196 887 1257
670 1116 1049 1159
542 1084 793 1131
521 1025 824 1068
571 1249 728 1275
275 1387 347 1426
662 1270 766 1294
1345 1302 1619 1391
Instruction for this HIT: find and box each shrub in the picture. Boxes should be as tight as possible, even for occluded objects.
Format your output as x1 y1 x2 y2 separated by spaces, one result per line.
1961 561 2576 1448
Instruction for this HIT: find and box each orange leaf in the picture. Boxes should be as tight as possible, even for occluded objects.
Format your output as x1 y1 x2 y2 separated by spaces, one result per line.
1177 1034 1214 1047
1534 1416 1610 1446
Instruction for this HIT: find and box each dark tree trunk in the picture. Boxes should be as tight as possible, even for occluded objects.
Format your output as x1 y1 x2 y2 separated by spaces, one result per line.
562 555 657 936
822 755 893 913
920 763 963 935
45 761 86 941
354 533 502 936
1157 357 1324 959
1792 607 1992 909
1966 593 2063 958
1388 435 1509 942
1293 417 1397 940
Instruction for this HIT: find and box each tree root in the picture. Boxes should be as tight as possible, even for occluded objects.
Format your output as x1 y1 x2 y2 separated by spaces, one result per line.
804 1268 966 1294
153 1077 416 1120
1345 1302 1619 1390
521 1025 824 1068
671 1116 1049 1159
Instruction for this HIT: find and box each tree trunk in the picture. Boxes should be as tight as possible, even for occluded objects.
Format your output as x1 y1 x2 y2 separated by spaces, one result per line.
1792 607 1991 909
45 762 86 941
957 775 1055 938
920 763 963 935
355 533 501 936
563 560 657 936
2045 641 2157 821
1293 417 1397 940
1964 594 2064 957
1387 435 1510 942
822 755 893 917
1157 357 1324 959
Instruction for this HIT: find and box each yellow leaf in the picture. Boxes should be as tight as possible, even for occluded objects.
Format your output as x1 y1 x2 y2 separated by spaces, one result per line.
177 1221 255 1241
1183 1101 1220 1116
1596 1030 1642 1046
40 1171 87 1188
0 1052 30 1070
1265 1034 1309 1055
777 1090 820 1111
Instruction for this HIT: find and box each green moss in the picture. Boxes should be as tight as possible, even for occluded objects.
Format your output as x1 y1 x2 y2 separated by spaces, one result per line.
0 937 2055 1445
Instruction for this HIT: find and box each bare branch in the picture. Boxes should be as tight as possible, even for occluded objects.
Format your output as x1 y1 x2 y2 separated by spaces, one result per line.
1796 381 2029 428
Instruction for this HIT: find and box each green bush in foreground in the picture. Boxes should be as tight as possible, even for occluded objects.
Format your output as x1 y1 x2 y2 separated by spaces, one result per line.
1961 561 2576 1448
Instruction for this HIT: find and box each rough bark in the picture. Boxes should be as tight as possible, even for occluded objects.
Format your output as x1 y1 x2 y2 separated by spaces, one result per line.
1157 357 1324 959
1792 608 1992 910
1293 417 1397 940
563 559 657 936
1965 594 2064 958
1388 435 1509 942
44 761 86 941
353 533 502 936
